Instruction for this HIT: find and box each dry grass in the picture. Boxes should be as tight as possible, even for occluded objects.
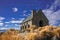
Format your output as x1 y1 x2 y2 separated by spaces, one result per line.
0 26 60 40
0 29 23 40
24 25 60 40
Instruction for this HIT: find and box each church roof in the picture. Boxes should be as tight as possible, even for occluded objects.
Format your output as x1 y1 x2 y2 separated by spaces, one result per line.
22 13 33 23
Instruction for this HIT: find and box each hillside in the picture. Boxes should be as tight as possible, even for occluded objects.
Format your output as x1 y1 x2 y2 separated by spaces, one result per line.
0 25 60 40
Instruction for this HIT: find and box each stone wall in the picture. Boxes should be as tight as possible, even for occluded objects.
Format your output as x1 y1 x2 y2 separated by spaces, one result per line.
32 10 49 27
20 20 32 31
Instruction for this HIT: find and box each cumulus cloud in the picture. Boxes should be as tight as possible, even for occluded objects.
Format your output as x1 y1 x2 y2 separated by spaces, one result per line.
0 17 5 20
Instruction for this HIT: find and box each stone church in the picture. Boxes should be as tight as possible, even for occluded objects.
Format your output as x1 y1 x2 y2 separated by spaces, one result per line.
20 10 49 31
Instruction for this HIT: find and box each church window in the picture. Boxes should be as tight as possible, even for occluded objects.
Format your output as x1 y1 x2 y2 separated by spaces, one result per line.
25 25 26 29
28 24 30 28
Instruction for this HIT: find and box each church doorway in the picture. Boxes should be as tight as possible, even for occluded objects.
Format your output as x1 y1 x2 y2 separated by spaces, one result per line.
39 20 43 27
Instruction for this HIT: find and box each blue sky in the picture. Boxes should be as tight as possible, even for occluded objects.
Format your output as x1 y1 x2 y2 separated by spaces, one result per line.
0 0 60 30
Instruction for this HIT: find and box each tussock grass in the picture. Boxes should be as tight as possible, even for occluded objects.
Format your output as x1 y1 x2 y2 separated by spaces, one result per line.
0 26 60 40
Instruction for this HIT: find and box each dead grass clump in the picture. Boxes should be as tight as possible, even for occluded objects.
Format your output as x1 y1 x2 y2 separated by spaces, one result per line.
0 26 60 40
25 26 60 40
52 27 60 38
25 32 38 40
0 29 23 40
38 29 54 40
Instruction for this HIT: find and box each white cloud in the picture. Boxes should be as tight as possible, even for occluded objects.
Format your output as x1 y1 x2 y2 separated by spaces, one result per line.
54 0 60 5
43 0 60 26
0 17 5 20
50 0 60 10
23 10 27 13
12 18 15 19
21 10 29 16
23 13 30 17
5 22 10 23
43 9 60 26
0 27 19 30
5 25 8 27
23 14 28 16
5 18 25 24
43 9 58 20
0 21 2 22
0 27 8 30
10 18 25 23
0 23 3 26
10 20 22 23
20 10 31 17
12 7 18 12
50 10 60 20
20 18 25 21
15 24 19 26
28 14 31 16
43 9 53 18
44 10 60 26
